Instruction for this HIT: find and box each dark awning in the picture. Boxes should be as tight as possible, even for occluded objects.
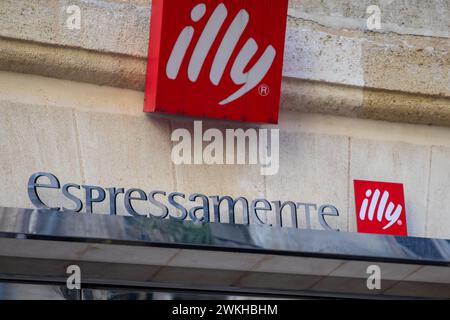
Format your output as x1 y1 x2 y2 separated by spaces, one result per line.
0 207 449 299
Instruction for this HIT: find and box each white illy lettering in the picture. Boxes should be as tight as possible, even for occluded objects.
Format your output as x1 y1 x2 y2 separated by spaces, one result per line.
166 2 276 105
359 189 402 230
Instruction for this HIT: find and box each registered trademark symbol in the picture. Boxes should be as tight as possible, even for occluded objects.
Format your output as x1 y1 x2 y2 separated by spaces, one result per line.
258 84 270 97
397 220 403 226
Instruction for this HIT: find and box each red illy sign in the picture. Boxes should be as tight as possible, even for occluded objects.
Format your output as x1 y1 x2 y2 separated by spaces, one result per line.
144 0 289 124
354 180 408 236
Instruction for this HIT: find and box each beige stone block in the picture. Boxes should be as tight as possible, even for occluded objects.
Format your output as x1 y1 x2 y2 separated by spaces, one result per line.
169 119 266 225
426 146 450 239
74 110 175 216
288 0 450 38
266 112 349 231
286 112 450 150
284 21 365 87
0 71 145 116
0 100 83 209
0 0 150 58
362 39 450 97
349 139 430 237
281 78 364 118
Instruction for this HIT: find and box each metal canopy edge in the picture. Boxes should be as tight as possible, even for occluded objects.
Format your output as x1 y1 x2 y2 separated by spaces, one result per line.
0 207 449 266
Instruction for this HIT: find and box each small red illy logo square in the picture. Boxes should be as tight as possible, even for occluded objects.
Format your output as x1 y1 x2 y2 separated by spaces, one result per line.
144 0 289 124
354 180 408 236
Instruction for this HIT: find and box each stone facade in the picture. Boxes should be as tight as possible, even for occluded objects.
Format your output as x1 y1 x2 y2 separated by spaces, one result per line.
0 0 449 238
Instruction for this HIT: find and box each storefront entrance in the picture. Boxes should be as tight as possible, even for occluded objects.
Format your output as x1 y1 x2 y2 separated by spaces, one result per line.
0 281 298 300
1 207 450 300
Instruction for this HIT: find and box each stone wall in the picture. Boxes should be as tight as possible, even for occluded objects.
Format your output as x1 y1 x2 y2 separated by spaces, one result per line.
0 1 449 238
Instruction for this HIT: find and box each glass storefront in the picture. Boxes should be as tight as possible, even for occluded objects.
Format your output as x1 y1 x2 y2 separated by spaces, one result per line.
0 282 296 300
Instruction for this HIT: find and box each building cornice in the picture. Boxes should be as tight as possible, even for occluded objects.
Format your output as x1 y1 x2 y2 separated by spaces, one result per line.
0 0 449 125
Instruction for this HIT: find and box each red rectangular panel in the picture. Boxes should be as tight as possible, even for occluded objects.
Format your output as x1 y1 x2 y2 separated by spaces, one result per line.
354 180 408 236
144 0 289 124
